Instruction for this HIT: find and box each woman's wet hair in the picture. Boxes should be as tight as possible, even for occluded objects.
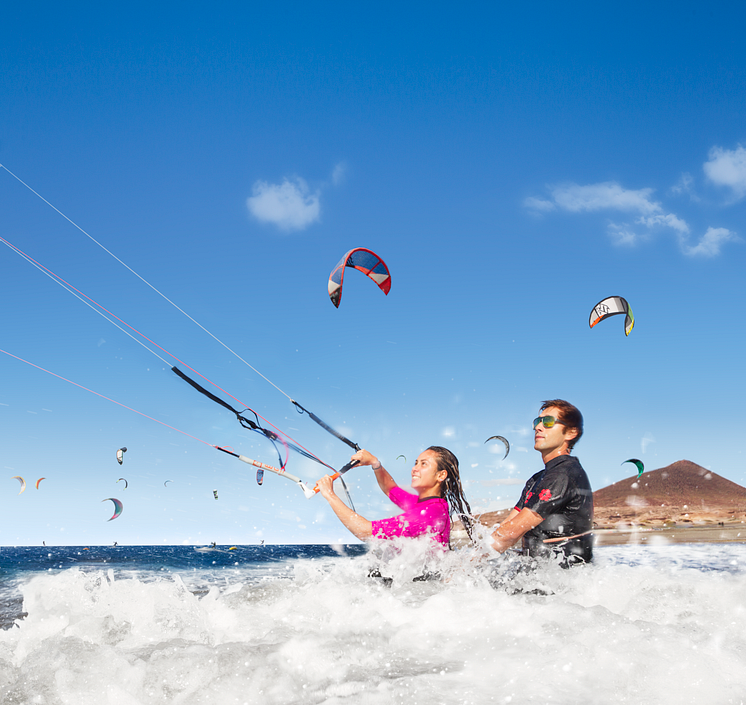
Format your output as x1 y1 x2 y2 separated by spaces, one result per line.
426 446 475 544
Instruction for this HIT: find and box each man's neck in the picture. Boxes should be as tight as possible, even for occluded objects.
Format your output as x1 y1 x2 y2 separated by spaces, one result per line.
541 447 570 464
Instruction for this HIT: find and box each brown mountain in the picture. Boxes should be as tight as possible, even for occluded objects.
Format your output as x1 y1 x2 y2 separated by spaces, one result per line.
467 460 746 532
593 460 746 527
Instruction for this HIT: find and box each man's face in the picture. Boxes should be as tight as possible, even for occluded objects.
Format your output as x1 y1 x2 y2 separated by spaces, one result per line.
533 406 577 458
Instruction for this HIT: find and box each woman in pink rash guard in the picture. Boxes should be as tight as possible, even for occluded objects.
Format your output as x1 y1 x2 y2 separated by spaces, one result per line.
316 446 474 547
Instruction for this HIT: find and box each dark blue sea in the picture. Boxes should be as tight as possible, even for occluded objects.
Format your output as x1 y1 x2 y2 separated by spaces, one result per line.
0 544 368 629
2 541 746 704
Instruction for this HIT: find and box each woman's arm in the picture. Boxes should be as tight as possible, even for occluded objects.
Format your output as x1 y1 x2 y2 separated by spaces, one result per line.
317 474 372 540
352 449 398 497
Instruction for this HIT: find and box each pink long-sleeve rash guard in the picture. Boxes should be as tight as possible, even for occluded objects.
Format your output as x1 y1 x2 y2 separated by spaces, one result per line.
371 487 450 546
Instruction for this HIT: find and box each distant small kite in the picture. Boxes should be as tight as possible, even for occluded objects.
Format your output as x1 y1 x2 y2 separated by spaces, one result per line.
484 435 510 460
213 489 218 500
623 458 644 479
117 478 128 489
35 478 46 489
256 468 264 486
328 247 391 308
11 476 26 494
396 455 407 462
589 296 634 336
164 480 173 487
102 497 123 521
116 447 127 465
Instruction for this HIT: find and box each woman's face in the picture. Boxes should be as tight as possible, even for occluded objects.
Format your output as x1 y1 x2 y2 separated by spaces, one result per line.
411 450 447 496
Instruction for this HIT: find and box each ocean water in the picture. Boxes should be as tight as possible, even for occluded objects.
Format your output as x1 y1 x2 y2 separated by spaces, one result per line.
1 540 746 704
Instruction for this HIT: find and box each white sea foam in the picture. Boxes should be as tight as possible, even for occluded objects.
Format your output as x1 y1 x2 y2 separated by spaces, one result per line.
1 544 746 704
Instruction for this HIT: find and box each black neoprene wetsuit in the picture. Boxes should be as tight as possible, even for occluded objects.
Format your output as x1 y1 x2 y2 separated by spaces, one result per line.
515 455 594 566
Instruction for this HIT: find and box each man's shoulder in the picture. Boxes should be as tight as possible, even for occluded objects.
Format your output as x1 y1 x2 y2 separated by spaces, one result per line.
546 455 591 486
545 455 584 471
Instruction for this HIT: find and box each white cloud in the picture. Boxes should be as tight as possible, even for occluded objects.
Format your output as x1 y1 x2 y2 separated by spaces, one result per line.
526 181 683 247
683 227 740 257
704 144 746 200
526 179 739 257
527 181 661 215
670 172 700 201
637 213 690 234
607 222 643 246
523 196 556 212
247 177 320 231
331 162 347 186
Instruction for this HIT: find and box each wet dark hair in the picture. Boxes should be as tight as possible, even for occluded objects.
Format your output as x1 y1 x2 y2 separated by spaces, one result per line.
426 446 475 544
540 399 583 451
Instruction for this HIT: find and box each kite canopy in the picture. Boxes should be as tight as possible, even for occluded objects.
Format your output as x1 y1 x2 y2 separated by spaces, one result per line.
116 447 127 465
117 477 128 489
12 476 26 495
35 477 45 489
589 296 634 336
485 435 510 460
622 458 644 479
328 247 391 308
102 497 123 521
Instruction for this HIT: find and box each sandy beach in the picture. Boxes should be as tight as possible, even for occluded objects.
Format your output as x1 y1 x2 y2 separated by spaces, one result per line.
464 503 746 547
593 523 746 546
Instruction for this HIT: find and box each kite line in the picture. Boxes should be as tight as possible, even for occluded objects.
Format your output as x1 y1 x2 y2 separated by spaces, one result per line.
0 348 213 448
0 163 359 451
0 236 325 471
1 165 359 502
0 347 321 499
0 164 287 399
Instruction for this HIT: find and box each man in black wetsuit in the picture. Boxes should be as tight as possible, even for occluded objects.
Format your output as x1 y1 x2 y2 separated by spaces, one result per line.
490 399 593 566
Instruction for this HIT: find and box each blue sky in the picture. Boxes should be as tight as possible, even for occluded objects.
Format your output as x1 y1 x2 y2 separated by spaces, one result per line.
2 2 745 545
